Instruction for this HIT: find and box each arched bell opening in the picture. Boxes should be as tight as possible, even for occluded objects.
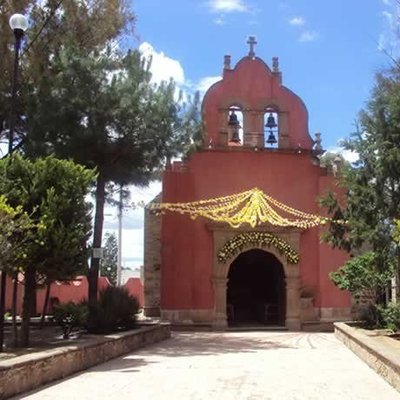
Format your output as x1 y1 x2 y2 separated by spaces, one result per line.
227 105 244 146
264 108 279 148
227 249 286 326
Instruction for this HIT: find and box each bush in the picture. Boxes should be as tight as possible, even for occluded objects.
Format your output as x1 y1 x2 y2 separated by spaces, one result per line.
377 302 400 332
53 302 88 339
87 286 139 334
329 252 393 301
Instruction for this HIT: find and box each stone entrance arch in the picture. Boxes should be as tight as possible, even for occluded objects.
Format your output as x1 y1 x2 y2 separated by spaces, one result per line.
209 225 302 330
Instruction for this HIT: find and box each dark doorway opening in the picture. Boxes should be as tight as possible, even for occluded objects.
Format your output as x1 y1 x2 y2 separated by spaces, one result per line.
227 249 285 326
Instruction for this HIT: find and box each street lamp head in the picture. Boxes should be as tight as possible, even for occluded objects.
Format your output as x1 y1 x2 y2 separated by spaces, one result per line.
9 13 28 33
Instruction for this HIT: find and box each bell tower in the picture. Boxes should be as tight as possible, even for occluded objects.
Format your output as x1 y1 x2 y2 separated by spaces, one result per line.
202 37 318 152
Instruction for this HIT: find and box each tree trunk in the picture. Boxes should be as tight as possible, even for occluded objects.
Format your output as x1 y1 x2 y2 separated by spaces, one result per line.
0 272 6 352
396 251 400 302
12 271 18 347
21 265 36 347
40 281 51 329
88 174 106 307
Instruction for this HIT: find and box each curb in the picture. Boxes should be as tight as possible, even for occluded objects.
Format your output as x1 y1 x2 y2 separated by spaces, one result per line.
334 322 400 393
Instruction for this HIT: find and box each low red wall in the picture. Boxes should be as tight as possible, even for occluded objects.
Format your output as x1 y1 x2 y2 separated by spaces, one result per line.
123 278 144 307
2 274 144 315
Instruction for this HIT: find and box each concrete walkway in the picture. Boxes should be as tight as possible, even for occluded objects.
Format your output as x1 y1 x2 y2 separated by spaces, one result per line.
15 331 400 400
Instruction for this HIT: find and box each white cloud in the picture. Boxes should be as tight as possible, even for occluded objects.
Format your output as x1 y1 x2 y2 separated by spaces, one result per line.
378 1 400 57
208 0 249 13
327 147 359 163
298 31 318 43
138 42 185 85
289 16 305 26
382 0 391 5
341 149 359 163
196 76 221 93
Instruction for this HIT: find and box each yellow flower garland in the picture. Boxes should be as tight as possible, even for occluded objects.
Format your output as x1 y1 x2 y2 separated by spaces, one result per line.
217 232 299 264
147 187 338 229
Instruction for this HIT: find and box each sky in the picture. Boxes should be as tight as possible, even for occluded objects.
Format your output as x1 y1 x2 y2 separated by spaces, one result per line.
105 0 399 268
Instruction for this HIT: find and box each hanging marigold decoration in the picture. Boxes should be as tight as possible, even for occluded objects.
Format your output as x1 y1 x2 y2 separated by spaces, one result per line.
147 187 337 229
217 232 299 264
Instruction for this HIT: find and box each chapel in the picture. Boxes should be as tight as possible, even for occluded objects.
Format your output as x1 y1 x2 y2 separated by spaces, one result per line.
143 38 351 330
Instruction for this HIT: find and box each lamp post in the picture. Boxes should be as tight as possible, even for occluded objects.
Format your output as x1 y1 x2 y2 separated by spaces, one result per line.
8 13 28 153
117 185 123 287
0 13 28 352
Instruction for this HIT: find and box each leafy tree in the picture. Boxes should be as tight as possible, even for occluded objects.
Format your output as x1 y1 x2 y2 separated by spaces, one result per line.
0 155 95 346
331 252 398 328
101 232 118 285
330 252 394 302
321 67 400 301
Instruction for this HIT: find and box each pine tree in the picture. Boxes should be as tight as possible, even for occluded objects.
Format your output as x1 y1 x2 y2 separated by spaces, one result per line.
322 67 400 300
101 232 118 286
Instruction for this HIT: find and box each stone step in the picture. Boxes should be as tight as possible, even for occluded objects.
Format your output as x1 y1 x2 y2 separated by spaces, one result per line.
228 325 288 332
301 321 335 332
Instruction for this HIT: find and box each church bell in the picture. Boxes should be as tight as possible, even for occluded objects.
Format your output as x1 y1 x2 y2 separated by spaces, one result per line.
265 113 277 129
228 111 239 127
228 111 241 144
266 131 277 145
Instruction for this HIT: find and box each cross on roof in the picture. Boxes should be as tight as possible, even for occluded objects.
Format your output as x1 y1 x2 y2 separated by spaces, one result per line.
247 35 257 58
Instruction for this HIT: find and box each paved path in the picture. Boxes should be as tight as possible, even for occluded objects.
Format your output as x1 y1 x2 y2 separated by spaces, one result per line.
15 331 400 400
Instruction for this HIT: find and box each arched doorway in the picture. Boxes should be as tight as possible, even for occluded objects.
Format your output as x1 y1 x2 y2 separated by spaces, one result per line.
227 249 285 326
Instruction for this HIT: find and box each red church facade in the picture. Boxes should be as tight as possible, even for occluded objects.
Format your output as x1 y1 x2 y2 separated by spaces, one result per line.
144 41 351 330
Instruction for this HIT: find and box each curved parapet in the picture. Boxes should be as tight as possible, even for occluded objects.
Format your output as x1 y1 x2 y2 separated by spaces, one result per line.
202 49 313 150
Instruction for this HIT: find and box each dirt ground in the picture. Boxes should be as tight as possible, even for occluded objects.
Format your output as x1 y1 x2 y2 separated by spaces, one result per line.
0 324 84 360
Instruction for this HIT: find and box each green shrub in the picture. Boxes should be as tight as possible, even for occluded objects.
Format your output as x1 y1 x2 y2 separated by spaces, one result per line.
377 302 400 332
87 286 139 334
53 302 88 339
329 252 393 301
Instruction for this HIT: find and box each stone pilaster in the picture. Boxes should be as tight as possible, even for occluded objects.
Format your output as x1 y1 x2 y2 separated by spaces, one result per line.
212 276 228 330
143 193 162 317
243 111 264 148
278 112 289 149
285 266 301 330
